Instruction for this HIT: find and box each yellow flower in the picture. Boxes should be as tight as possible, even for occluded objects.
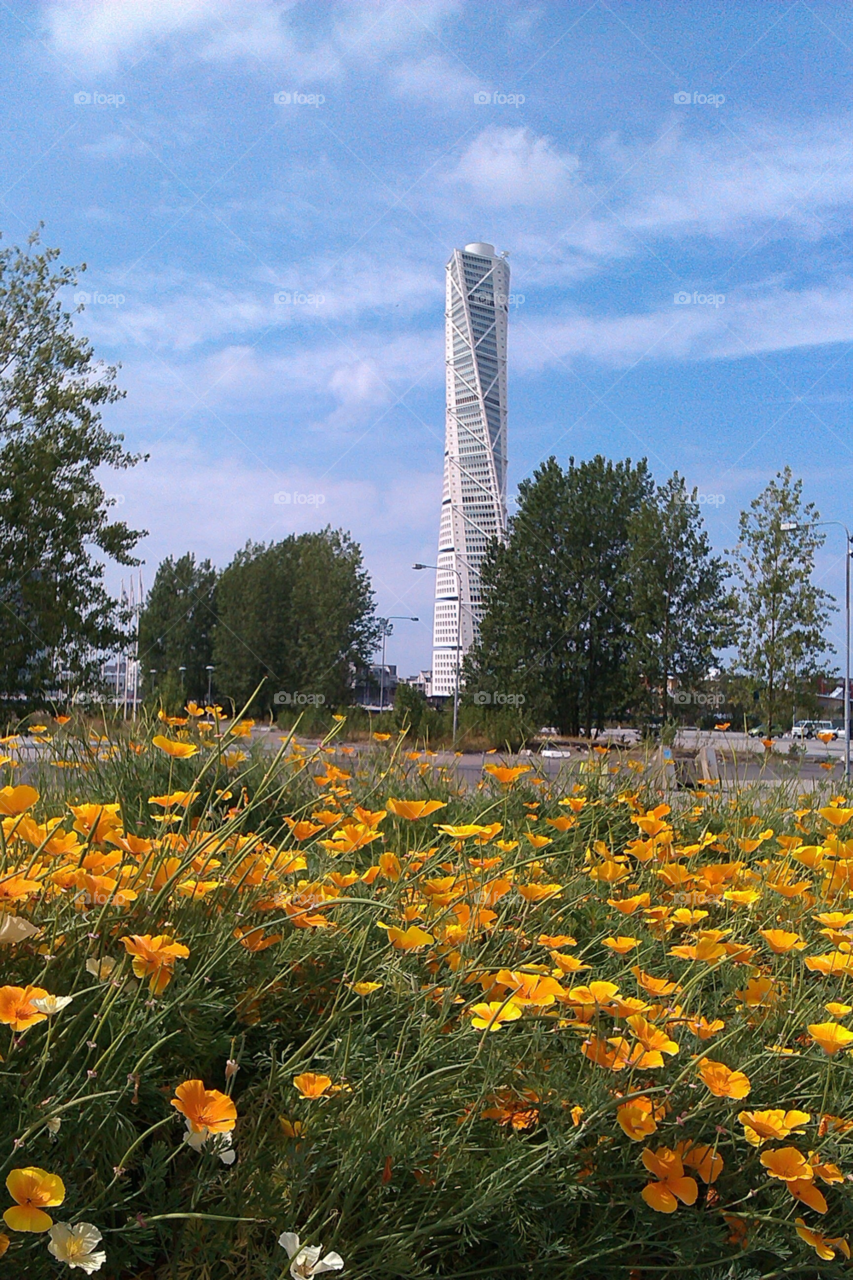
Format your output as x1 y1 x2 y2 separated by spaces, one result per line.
808 1021 853 1055
470 1000 523 1031
738 1109 810 1146
293 1072 333 1098
0 786 39 816
152 735 198 759
603 936 640 954
4 1167 65 1232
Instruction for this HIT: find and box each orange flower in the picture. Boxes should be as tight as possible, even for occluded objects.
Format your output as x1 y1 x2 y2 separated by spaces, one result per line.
738 1109 810 1146
697 1058 751 1099
807 1021 853 1055
603 936 640 954
626 1013 679 1057
383 798 444 824
284 818 324 841
0 786 39 817
0 985 49 1032
233 927 282 952
4 1167 65 1232
382 924 434 951
795 1219 850 1261
760 1146 812 1182
616 1096 662 1141
171 1079 236 1133
686 1015 725 1040
293 1072 333 1098
121 934 190 994
677 1141 723 1184
608 893 651 915
484 764 532 785
631 966 680 997
152 735 198 758
641 1146 698 1213
470 1000 523 1031
760 928 806 954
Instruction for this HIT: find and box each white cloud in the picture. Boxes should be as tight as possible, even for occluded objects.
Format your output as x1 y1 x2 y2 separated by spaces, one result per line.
446 126 579 207
511 279 853 372
391 54 486 107
42 0 460 78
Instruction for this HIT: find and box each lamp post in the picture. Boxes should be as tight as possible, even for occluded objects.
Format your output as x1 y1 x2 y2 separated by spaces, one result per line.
413 562 463 742
178 665 186 693
781 519 850 780
377 616 419 713
205 665 215 706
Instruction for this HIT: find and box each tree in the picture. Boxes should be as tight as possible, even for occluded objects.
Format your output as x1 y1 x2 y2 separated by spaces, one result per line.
212 529 378 714
465 455 654 735
0 229 144 703
628 474 731 720
138 553 218 704
729 467 835 730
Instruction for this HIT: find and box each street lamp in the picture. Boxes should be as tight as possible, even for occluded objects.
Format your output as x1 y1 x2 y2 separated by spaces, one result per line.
414 561 463 742
781 519 850 780
205 665 215 706
178 665 186 692
377 616 419 712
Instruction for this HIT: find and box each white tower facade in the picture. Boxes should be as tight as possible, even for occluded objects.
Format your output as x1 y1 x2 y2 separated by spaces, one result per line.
431 242 509 697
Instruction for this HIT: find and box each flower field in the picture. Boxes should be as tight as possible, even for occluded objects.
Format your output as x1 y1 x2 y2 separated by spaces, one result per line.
1 713 853 1277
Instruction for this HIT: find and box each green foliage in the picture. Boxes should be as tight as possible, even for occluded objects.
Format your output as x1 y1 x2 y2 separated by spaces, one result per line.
0 230 144 704
138 552 218 704
467 456 730 735
212 529 379 715
729 467 835 730
3 723 853 1278
629 473 732 720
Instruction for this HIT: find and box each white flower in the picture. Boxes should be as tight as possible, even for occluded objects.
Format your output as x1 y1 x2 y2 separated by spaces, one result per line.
0 914 38 944
183 1121 236 1165
278 1231 344 1278
47 1223 106 1273
85 958 115 980
31 993 74 1015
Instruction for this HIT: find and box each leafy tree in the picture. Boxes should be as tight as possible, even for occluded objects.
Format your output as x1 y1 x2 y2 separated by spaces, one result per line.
0 230 144 704
729 466 835 730
213 529 378 714
628 474 731 720
465 455 653 735
138 553 218 704
393 681 427 737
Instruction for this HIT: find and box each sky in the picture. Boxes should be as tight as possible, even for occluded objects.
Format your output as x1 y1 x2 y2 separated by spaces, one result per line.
3 0 853 676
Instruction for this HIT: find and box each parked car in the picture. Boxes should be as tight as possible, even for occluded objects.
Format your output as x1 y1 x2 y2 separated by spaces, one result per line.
747 723 786 739
813 720 840 740
791 720 816 739
539 745 573 758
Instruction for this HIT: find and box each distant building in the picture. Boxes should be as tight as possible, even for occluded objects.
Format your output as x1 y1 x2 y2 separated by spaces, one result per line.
431 243 510 697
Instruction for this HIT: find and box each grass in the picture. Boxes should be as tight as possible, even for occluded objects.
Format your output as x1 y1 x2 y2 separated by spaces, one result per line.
0 710 851 1278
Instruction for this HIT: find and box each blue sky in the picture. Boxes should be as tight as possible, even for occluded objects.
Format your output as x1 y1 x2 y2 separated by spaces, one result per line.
3 0 853 675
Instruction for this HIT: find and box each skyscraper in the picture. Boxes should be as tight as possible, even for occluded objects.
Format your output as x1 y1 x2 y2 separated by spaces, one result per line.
431 243 510 697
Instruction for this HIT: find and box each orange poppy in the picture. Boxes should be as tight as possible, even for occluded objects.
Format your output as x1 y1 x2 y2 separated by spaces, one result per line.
641 1146 698 1213
0 985 49 1032
697 1058 751 1099
171 1079 237 1133
3 1167 65 1232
